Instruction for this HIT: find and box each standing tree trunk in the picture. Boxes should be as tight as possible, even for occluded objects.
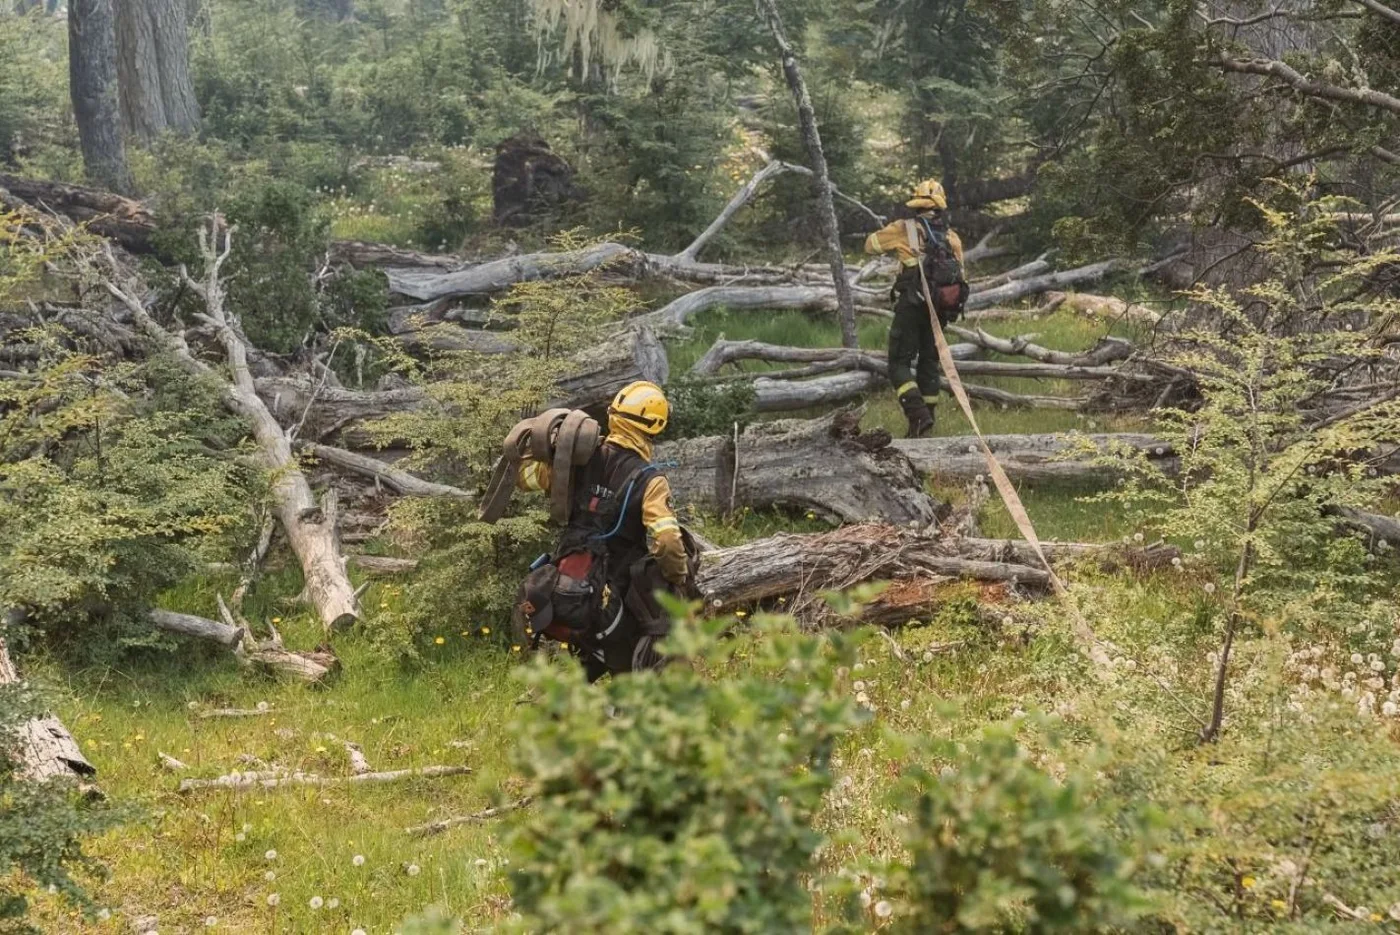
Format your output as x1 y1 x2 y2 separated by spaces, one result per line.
68 0 132 194
755 0 858 349
116 0 200 143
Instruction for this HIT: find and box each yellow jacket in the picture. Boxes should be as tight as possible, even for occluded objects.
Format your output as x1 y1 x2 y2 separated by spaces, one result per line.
516 429 688 586
864 214 965 271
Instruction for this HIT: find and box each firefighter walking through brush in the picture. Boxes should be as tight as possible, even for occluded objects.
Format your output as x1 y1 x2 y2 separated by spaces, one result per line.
864 178 969 438
487 381 692 681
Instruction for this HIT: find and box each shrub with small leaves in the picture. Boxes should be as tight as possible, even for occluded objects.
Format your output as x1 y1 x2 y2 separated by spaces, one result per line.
885 724 1151 933
504 610 865 933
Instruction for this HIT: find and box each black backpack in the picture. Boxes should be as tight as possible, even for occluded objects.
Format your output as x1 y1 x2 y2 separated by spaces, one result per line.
909 216 968 320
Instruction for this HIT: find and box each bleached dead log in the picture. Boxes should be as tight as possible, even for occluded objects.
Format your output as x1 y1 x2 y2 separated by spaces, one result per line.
198 707 274 719
150 609 245 647
751 371 1087 412
330 240 465 271
0 629 96 782
966 260 1128 310
947 326 1135 367
969 256 1052 290
178 764 471 793
158 752 189 771
893 433 1178 482
406 796 534 837
352 555 420 575
690 338 980 377
1335 507 1400 549
695 524 1051 611
638 284 887 332
385 241 638 302
654 411 940 525
1042 291 1163 325
305 444 472 500
104 219 359 633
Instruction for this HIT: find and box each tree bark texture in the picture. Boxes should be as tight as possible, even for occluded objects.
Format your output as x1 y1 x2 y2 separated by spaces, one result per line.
0 629 96 782
892 432 1178 482
116 0 200 143
68 0 132 193
654 411 940 525
0 174 151 251
755 0 859 348
694 524 1050 611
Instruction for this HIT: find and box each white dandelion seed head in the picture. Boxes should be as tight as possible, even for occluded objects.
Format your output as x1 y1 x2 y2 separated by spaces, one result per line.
855 691 870 705
1384 701 1398 717
1133 532 1144 543
776 732 788 743
1171 557 1182 567
256 701 269 712
853 680 866 692
900 699 911 710
97 909 111 921
921 651 933 663
352 854 365 867
265 850 277 861
205 916 218 927
234 833 246 843
1352 653 1365 665
266 893 280 907
474 858 488 868
1203 582 1216 594
264 870 276 882
242 823 251 833
187 700 200 710
1374 660 1388 673
353 930 367 935
407 863 421 876
327 898 339 910
1194 539 1205 550
309 896 323 910
853 662 865 671
875 900 893 918
859 889 872 907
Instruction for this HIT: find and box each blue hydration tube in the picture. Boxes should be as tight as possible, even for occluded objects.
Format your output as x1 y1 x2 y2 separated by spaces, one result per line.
591 464 657 542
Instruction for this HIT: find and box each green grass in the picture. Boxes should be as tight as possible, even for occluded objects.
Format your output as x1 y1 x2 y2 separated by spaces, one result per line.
28 570 520 933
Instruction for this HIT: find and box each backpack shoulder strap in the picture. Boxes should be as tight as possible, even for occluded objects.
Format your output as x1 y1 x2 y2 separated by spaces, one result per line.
592 463 657 542
903 219 921 254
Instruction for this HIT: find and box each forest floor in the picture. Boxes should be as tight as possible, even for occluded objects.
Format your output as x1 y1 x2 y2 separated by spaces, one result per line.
25 301 1169 933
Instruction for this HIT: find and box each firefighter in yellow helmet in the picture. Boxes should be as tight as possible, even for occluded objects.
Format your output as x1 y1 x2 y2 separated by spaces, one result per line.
863 179 968 437
515 381 689 677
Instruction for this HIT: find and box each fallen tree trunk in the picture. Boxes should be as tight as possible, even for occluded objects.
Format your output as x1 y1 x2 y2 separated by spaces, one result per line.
0 172 155 253
1042 291 1163 326
638 284 889 332
694 524 1179 614
0 626 96 782
695 524 1050 611
150 609 244 647
178 764 471 794
105 219 358 632
893 432 1177 482
967 260 1128 310
690 338 980 376
405 796 533 837
305 444 472 500
947 326 1134 367
655 411 940 525
751 371 1087 412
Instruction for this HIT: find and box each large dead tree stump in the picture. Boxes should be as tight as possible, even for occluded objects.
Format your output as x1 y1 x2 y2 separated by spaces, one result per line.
893 433 1178 482
0 629 95 782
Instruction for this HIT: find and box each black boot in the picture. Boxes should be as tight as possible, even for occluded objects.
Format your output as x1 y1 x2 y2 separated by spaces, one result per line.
899 388 935 438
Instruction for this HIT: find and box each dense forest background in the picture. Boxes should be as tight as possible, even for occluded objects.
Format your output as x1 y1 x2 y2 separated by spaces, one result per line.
2 0 1400 931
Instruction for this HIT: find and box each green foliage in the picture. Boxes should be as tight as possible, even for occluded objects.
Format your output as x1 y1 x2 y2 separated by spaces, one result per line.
884 723 1151 933
505 611 865 933
0 12 73 174
0 341 259 659
0 685 122 930
661 377 756 439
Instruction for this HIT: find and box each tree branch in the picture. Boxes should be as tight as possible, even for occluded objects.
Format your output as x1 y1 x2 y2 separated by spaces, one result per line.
1211 55 1400 117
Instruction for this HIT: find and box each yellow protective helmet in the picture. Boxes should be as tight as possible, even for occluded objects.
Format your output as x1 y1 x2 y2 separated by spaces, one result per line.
609 380 670 435
907 178 947 211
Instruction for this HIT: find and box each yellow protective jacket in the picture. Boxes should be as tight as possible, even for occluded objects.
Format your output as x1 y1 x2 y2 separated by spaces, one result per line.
864 213 965 272
516 426 688 586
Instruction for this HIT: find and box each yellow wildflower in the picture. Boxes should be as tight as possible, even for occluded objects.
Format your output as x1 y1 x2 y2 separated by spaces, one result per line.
480 626 491 635
1241 876 1256 889
434 636 445 645
512 645 522 653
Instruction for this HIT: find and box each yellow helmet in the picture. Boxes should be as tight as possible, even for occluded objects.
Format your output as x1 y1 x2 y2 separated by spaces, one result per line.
907 178 947 211
609 380 670 435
